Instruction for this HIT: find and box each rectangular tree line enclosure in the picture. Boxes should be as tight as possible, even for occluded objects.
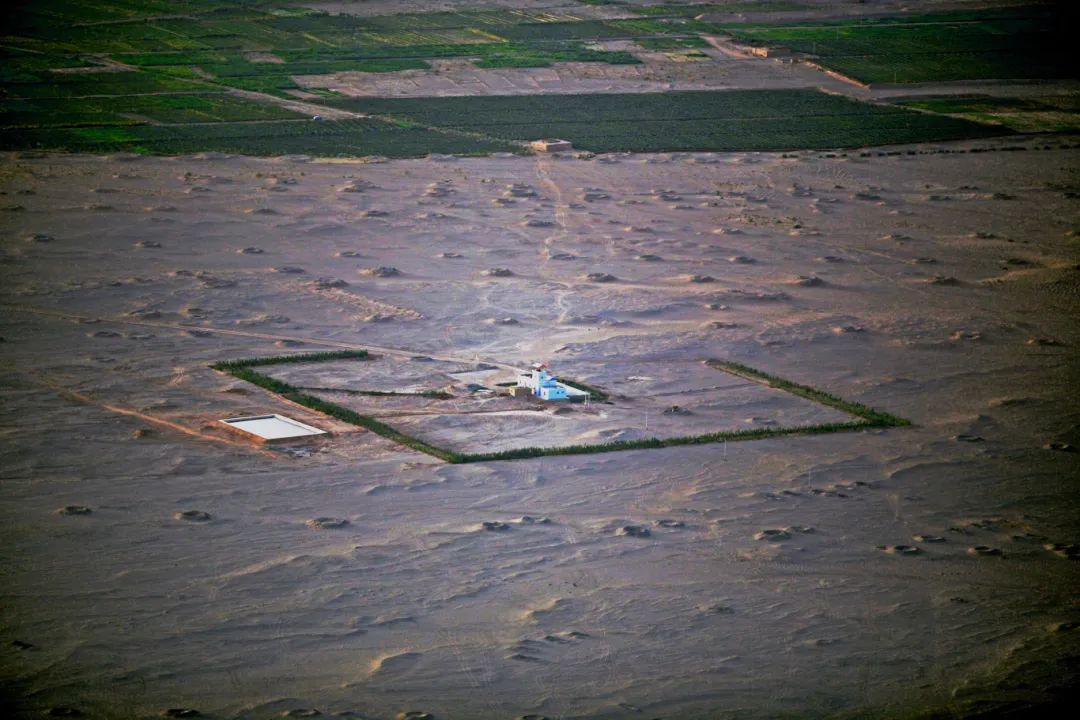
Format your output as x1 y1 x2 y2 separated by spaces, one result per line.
211 351 909 462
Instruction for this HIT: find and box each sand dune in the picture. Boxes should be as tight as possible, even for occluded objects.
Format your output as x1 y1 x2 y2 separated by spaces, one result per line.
1 137 1078 718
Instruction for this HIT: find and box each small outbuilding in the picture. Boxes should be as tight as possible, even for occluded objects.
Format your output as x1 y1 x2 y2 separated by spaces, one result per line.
530 138 573 153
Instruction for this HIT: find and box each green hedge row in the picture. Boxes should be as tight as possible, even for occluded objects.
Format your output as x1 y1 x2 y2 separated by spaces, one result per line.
297 386 453 400
557 377 611 401
210 349 370 370
705 359 910 427
454 420 872 463
281 390 461 462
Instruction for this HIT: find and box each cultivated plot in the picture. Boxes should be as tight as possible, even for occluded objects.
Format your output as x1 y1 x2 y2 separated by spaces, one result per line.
722 7 1072 84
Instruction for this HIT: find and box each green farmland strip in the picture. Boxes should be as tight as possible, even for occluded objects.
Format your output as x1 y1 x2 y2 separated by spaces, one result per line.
332 89 902 124
444 114 1002 152
211 349 370 370
635 36 710 49
0 70 214 99
898 95 1080 133
325 89 1006 152
722 7 1073 83
0 93 306 129
0 117 523 157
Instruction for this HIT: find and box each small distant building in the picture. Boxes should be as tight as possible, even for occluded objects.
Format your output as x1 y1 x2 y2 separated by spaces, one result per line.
515 363 589 402
747 45 792 60
530 138 573 153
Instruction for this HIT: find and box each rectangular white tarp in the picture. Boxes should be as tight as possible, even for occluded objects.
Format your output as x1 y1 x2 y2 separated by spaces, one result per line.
221 414 325 441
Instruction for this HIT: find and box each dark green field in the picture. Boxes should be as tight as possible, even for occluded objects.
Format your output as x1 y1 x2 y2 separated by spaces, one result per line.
0 1 1053 157
0 118 522 158
0 87 1008 157
330 90 1007 153
898 95 1080 134
722 7 1074 84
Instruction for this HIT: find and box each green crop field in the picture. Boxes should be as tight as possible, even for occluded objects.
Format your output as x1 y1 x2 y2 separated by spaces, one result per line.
631 3 808 16
721 7 1072 84
898 95 1080 134
327 89 1006 153
0 117 522 157
0 93 306 129
0 0 661 131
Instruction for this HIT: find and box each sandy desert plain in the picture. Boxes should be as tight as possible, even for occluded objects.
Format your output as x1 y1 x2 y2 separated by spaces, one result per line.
2 1 1080 719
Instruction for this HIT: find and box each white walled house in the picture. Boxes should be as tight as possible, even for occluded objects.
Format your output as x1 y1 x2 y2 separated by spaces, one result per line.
516 363 588 401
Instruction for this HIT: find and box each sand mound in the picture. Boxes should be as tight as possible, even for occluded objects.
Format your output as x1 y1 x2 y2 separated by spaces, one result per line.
507 184 537 198
174 510 212 522
306 517 349 530
877 545 921 555
515 516 551 525
360 266 400 277
311 277 348 289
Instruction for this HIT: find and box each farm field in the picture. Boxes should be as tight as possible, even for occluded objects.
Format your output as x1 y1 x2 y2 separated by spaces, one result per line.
0 117 522 158
4 1 1065 157
330 89 1007 153
721 6 1074 84
898 95 1080 134
0 0 658 140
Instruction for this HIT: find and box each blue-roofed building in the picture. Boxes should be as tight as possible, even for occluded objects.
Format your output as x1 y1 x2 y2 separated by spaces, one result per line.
516 363 588 401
